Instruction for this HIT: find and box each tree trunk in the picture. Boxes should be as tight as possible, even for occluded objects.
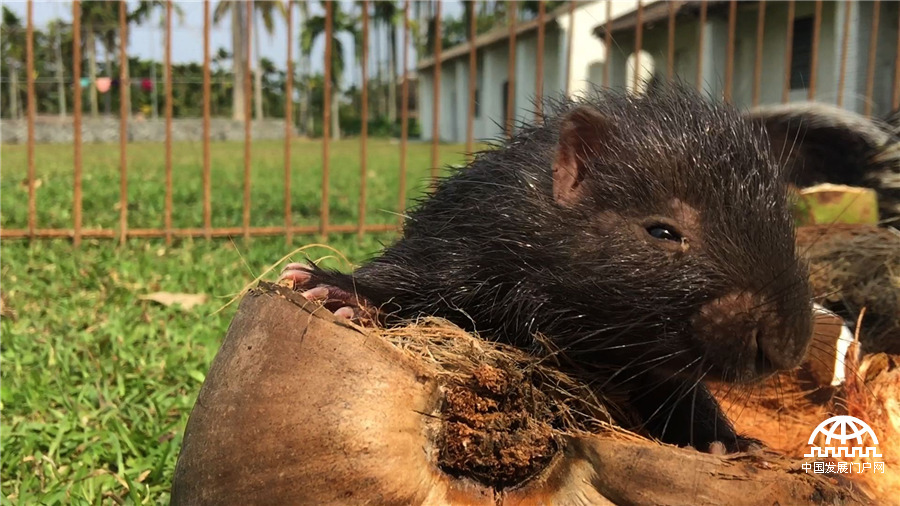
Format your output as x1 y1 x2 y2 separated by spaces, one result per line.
104 43 113 116
87 24 99 118
304 79 313 136
231 2 247 121
150 61 159 119
304 57 313 136
298 79 308 135
56 30 66 118
374 18 385 118
331 87 340 140
388 23 398 123
9 65 19 120
253 13 263 120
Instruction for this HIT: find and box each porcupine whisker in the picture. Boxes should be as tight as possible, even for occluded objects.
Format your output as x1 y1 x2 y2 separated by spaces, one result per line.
639 357 705 425
673 365 715 447
626 356 704 408
588 349 685 392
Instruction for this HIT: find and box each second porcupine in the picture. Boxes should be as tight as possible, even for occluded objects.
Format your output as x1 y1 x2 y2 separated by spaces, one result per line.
282 83 814 452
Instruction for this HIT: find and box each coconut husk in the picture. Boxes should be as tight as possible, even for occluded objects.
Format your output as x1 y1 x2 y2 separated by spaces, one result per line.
171 283 866 505
713 349 900 505
797 225 900 354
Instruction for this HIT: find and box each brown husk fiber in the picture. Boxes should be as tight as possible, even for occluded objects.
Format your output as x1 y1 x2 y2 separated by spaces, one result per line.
371 319 630 488
797 225 900 354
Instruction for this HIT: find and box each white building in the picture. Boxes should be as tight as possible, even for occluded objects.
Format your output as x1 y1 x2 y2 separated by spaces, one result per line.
416 1 899 143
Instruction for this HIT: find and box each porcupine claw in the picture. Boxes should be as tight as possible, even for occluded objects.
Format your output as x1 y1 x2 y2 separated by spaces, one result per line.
279 263 378 326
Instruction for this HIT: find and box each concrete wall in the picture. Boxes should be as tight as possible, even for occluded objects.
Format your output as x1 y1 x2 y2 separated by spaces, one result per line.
418 0 633 143
558 1 637 98
609 1 898 116
418 0 898 142
1 117 292 144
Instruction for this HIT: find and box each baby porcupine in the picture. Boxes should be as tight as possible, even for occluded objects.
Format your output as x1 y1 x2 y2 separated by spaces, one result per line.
283 83 813 452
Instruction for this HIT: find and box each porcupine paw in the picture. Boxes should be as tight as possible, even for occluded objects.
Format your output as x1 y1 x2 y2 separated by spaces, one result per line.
279 263 378 325
707 435 764 455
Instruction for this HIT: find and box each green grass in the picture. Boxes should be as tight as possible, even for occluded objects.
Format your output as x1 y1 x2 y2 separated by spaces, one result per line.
0 138 472 504
1 138 470 231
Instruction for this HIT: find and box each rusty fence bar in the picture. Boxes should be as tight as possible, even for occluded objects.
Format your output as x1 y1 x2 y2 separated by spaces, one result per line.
808 0 822 100
895 11 900 111
566 0 575 96
506 4 517 137
782 0 795 103
26 0 35 237
243 0 253 240
696 0 707 92
466 0 477 159
9 0 900 244
724 0 736 102
837 0 852 108
72 0 83 246
119 0 129 244
864 0 881 117
285 0 294 243
398 0 410 224
1 225 399 241
432 0 442 181
164 0 173 244
808 0 823 100
667 1 675 80
535 0 545 121
321 1 333 238
752 0 766 107
634 0 643 92
203 0 212 239
603 0 611 87
358 1 369 238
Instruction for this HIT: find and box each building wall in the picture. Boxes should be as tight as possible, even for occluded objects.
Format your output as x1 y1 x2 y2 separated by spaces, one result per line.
419 1 630 143
607 1 897 116
419 0 898 143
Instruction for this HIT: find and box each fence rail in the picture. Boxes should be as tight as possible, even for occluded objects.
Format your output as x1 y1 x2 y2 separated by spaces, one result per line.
2 0 899 243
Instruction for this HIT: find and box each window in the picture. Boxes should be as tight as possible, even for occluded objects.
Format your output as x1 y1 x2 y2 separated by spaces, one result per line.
790 17 814 90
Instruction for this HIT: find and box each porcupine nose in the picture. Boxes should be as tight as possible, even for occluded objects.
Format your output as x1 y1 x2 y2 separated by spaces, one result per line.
692 292 811 381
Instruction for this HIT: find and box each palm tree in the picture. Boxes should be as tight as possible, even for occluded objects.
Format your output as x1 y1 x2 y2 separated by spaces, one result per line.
250 1 286 120
45 19 70 118
1 6 24 119
129 1 184 118
373 1 398 123
214 1 248 120
214 0 285 121
301 2 358 139
79 2 118 117
297 0 312 135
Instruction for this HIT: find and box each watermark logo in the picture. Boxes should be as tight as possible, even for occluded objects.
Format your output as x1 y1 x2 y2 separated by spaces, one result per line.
802 415 886 474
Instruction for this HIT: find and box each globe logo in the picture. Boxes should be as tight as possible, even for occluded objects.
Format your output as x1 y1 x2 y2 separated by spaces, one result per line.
804 415 883 459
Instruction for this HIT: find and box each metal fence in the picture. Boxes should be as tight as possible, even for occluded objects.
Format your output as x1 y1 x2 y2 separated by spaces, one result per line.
3 0 899 244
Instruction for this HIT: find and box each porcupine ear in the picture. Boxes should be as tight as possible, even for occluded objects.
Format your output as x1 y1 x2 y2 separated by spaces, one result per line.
553 106 614 207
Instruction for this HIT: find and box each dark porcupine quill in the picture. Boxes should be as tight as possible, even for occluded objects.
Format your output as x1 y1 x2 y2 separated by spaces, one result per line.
308 83 814 452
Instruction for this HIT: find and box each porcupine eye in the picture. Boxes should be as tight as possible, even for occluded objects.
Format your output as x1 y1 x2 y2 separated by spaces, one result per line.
647 225 682 242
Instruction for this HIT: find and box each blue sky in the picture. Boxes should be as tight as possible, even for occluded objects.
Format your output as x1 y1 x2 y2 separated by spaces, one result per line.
2 1 468 85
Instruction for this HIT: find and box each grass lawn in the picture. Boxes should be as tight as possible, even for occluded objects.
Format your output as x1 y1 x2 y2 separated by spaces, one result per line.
0 138 472 504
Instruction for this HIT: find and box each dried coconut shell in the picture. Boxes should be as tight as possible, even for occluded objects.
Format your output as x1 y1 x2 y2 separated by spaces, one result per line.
171 283 865 505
